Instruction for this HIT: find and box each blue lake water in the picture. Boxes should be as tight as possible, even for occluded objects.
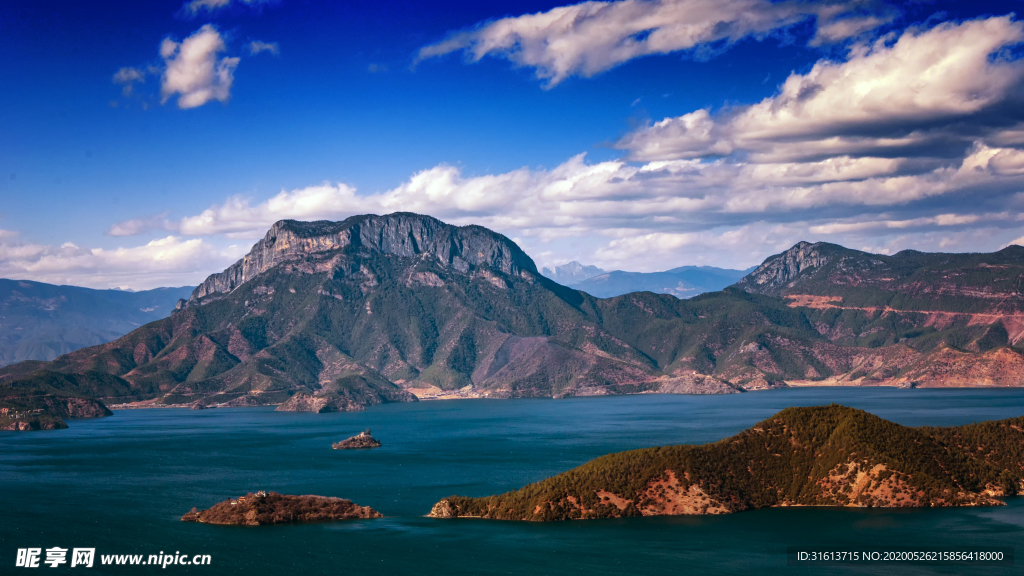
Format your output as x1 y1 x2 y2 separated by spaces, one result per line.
2 388 1023 575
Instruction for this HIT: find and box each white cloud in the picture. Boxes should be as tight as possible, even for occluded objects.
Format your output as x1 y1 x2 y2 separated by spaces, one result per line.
160 25 240 109
0 235 243 290
810 15 891 46
184 0 271 15
619 16 1024 162
177 183 370 237
808 213 1000 235
112 67 145 96
248 41 279 56
105 214 171 237
123 136 1024 273
417 0 889 86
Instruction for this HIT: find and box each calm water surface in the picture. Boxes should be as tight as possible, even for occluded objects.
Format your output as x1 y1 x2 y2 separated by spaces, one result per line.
2 388 1023 575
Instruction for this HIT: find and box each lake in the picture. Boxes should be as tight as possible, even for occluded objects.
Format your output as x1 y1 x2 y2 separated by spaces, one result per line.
2 388 1022 575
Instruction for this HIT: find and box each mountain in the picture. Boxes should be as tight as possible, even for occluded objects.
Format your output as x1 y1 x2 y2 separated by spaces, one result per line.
541 262 753 299
540 262 606 285
0 280 193 367
428 405 1024 520
733 241 1024 386
570 266 754 299
737 241 1024 312
0 214 742 410
3 218 1024 415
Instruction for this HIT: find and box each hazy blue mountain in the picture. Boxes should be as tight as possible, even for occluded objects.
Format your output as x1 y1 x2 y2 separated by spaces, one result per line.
541 262 607 285
0 279 194 367
569 266 755 298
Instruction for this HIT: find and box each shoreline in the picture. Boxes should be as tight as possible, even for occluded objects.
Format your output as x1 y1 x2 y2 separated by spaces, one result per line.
102 384 1024 411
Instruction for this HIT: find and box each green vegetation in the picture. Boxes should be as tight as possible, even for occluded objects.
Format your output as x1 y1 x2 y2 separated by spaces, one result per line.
436 405 1024 521
0 370 116 421
1 370 134 399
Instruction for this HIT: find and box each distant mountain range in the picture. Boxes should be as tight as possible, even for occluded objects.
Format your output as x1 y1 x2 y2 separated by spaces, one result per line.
0 280 193 367
541 262 607 285
541 261 753 298
570 266 755 298
3 213 1024 423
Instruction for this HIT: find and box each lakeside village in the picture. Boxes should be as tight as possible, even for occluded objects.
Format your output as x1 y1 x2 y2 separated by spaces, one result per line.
229 491 268 506
0 407 44 419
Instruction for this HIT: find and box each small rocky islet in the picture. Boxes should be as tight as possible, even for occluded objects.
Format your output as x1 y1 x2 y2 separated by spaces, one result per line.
332 429 381 450
181 492 381 526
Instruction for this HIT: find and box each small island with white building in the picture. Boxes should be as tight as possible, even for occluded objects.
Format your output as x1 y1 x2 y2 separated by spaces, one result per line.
332 429 382 450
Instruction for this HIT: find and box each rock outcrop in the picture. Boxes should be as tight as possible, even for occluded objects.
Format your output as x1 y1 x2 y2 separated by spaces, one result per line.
332 429 381 449
736 241 846 295
656 373 741 394
428 499 458 518
29 395 112 418
182 492 381 525
275 374 416 413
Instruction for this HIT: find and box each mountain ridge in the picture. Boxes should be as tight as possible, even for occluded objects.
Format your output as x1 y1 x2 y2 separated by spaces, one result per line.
0 280 193 367
571 265 754 299
3 215 1024 417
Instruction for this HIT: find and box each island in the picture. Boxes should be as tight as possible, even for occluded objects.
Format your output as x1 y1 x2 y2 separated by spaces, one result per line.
181 491 381 525
428 404 1024 521
333 429 382 450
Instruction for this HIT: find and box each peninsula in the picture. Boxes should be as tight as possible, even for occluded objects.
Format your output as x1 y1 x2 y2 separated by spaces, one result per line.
428 405 1024 521
182 492 381 525
0 413 68 431
0 370 113 431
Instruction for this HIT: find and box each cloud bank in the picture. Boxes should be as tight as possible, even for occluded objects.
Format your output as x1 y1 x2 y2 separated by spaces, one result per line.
417 0 892 86
617 16 1024 162
0 235 243 290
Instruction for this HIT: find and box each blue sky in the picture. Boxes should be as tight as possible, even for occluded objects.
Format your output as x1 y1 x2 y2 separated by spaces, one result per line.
2 0 1024 288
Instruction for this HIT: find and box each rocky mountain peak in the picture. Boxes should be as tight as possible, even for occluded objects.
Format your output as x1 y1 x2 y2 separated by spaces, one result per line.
735 241 852 295
541 261 607 285
184 213 538 305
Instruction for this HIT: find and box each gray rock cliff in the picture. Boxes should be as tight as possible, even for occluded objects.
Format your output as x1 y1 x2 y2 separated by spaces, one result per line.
185 213 539 305
735 242 844 294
